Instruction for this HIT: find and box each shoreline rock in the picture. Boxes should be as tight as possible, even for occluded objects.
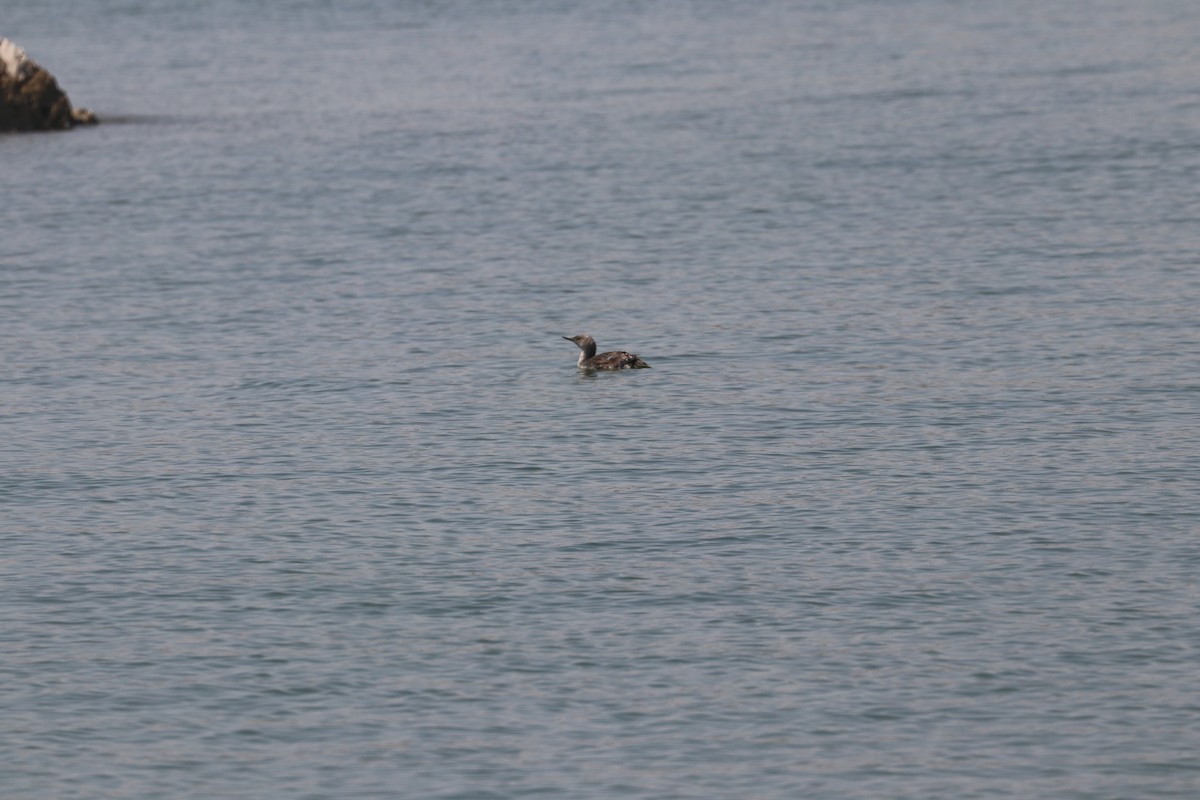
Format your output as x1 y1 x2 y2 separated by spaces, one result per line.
0 38 97 132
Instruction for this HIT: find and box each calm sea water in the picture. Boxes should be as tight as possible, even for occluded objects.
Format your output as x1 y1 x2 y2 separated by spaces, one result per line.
4 1 1200 798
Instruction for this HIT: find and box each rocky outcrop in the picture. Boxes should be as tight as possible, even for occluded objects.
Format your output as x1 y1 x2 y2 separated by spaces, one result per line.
0 38 96 132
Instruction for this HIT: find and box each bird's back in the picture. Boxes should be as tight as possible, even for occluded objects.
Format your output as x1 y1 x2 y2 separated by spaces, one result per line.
584 350 651 370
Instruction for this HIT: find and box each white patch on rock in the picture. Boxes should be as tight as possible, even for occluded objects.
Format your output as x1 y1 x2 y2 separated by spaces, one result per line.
0 38 37 82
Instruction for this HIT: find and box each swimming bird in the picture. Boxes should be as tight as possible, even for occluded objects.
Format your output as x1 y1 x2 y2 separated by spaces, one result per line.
562 334 650 370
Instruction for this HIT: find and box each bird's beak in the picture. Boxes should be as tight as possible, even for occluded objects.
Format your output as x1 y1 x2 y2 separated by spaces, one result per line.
562 336 572 341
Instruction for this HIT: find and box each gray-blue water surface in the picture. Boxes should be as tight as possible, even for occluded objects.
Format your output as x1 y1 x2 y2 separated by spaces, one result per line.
4 1 1200 798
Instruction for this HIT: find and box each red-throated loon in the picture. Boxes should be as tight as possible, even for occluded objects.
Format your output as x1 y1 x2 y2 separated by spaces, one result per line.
562 334 650 370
